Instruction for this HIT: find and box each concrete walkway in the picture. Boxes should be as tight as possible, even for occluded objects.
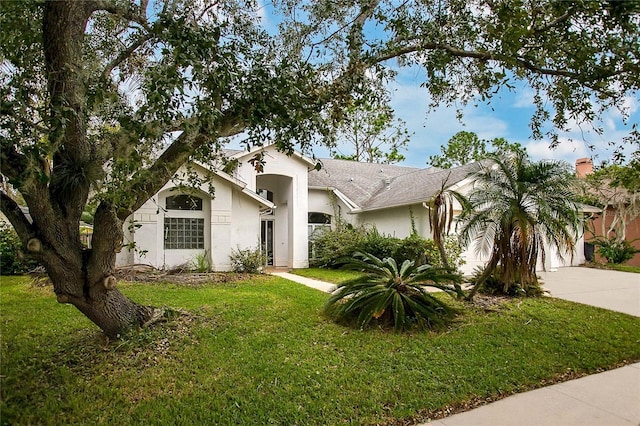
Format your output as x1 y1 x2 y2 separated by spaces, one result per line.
269 271 336 293
271 267 640 426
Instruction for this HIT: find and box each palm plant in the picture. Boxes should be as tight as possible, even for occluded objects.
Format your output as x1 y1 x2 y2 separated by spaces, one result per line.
324 252 461 331
458 152 580 299
425 174 471 298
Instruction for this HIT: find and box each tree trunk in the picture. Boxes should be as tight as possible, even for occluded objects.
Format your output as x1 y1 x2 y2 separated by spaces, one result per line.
55 265 156 338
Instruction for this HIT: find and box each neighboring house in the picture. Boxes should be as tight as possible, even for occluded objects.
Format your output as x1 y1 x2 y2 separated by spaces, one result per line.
117 144 589 273
576 158 640 267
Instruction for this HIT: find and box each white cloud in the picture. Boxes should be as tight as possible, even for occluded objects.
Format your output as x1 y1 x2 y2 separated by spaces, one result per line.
525 138 589 164
512 88 536 108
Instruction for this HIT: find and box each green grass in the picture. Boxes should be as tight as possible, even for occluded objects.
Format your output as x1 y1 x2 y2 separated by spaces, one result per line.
2 275 640 425
290 267 363 283
585 262 640 274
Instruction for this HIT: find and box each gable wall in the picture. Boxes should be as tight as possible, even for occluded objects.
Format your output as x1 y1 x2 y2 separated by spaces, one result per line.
117 164 263 271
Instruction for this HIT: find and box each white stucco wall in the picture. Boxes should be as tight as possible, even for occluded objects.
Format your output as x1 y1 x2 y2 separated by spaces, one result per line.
116 163 267 271
357 204 432 239
237 146 310 268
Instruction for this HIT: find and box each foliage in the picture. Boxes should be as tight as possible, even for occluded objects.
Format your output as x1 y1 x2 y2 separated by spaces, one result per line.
190 250 211 273
2 276 640 424
324 252 460 331
458 152 581 298
330 101 411 164
310 224 366 267
442 236 466 271
429 132 527 168
0 222 37 275
392 233 437 266
591 237 639 264
229 245 266 273
578 159 640 243
311 225 462 270
358 226 400 261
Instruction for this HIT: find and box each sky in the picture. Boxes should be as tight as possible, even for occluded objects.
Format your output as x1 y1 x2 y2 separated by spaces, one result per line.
307 64 640 169
245 1 640 170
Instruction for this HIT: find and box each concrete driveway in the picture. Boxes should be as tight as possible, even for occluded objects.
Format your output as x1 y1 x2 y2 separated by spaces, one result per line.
539 267 640 317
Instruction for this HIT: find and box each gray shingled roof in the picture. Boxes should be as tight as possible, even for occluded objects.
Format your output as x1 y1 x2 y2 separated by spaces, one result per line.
308 158 421 208
308 159 482 211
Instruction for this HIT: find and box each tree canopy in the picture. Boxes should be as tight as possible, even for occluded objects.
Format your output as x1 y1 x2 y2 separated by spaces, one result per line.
429 131 526 168
329 101 411 164
579 160 640 242
1 0 639 335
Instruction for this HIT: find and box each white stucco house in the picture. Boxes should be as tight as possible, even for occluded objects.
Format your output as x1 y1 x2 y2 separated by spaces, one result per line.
116 144 588 273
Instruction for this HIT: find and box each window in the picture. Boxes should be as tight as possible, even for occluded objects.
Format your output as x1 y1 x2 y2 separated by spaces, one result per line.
308 212 331 259
308 212 331 224
164 218 204 249
166 194 203 211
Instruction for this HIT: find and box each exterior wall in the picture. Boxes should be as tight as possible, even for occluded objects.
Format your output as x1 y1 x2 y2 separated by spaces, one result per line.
357 204 431 238
585 207 640 266
117 164 265 271
228 187 262 271
308 189 335 218
238 146 310 268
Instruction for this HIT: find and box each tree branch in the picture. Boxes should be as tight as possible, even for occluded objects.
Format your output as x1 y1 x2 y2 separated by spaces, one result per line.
0 190 35 240
101 32 153 80
88 0 150 30
0 143 29 184
116 112 246 220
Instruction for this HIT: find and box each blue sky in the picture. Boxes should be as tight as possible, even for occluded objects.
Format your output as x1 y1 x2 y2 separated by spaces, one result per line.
244 2 640 170
311 64 640 169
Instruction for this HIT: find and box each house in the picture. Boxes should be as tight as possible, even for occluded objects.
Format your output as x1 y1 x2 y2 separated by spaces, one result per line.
117 145 312 271
117 144 589 273
576 158 640 267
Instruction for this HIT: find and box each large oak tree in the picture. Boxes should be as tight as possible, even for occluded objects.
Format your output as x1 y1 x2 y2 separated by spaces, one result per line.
1 0 638 336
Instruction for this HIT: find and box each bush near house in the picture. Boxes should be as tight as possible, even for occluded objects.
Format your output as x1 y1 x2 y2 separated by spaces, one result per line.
229 245 267 273
591 237 639 264
311 225 462 270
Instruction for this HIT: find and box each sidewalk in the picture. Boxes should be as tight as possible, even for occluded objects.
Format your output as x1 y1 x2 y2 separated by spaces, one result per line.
272 267 640 426
268 271 336 293
423 363 640 426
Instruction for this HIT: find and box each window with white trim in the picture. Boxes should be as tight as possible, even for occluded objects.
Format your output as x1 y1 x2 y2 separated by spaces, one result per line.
164 195 205 249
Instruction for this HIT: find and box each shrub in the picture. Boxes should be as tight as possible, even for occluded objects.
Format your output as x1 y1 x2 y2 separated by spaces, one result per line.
359 227 399 261
393 234 438 266
310 225 366 267
229 245 267 273
312 225 464 270
0 222 37 275
324 252 460 331
592 238 639 264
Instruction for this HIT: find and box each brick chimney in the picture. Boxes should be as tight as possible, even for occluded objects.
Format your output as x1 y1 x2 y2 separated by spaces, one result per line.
575 157 593 178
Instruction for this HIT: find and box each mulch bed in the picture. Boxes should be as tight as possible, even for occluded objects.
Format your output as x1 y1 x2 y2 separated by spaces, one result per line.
28 264 256 287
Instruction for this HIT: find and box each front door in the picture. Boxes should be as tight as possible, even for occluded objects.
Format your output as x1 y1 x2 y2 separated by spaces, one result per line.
261 220 274 266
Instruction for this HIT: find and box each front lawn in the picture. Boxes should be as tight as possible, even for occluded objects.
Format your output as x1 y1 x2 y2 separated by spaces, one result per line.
585 262 640 274
1 275 639 425
290 267 362 283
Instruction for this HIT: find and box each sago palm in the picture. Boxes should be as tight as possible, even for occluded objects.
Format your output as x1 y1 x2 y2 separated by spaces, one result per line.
324 252 461 330
458 152 580 298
